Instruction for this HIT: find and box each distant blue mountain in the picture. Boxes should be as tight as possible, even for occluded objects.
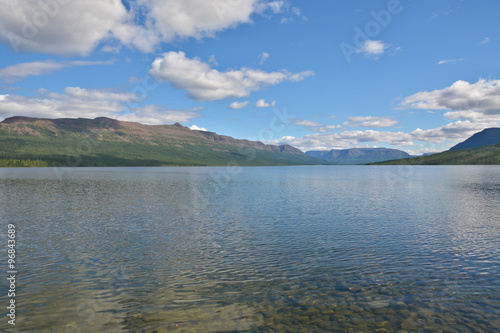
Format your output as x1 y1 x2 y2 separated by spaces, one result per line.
306 148 411 165
449 128 500 151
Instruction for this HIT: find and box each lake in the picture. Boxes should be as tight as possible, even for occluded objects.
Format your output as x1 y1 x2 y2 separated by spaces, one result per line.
1 165 499 332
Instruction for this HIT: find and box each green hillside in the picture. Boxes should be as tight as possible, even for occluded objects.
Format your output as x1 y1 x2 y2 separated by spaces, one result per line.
0 116 326 167
372 143 500 165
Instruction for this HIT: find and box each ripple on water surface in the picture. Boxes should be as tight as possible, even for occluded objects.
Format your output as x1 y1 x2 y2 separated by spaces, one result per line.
0 166 499 332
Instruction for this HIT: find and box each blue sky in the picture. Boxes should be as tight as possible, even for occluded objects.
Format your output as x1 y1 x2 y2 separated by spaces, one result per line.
0 0 499 154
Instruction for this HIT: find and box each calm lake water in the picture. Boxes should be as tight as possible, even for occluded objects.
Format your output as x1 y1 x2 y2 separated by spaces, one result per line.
1 165 499 332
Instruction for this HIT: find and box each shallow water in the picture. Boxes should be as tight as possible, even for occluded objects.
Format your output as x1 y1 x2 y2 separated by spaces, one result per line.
0 165 499 332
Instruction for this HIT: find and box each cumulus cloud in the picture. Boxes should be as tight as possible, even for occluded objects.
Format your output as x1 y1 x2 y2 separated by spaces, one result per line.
0 0 284 56
408 121 491 143
443 110 483 120
268 129 415 152
149 51 314 101
352 40 401 60
399 79 500 115
356 40 387 56
0 0 129 55
344 116 398 128
0 60 114 81
255 99 276 108
274 80 500 153
269 120 500 153
128 0 257 46
268 121 494 153
189 124 208 131
228 101 249 109
0 88 202 125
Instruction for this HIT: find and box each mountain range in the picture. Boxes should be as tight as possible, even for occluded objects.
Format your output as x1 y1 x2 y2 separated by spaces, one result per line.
1 116 499 167
0 116 326 167
306 148 411 165
449 128 500 151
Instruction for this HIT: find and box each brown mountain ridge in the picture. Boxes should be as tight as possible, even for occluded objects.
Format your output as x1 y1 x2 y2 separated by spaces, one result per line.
0 116 326 167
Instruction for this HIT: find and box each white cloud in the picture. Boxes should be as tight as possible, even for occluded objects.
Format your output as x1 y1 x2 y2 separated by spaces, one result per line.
408 119 500 145
255 1 291 15
480 37 490 45
189 124 208 131
0 88 202 125
269 80 500 152
208 55 218 66
0 0 128 55
120 106 202 125
437 58 464 65
288 118 341 132
356 40 387 56
228 101 249 109
0 60 114 81
277 3 306 24
267 120 495 153
292 119 323 127
258 52 270 65
399 79 500 115
0 0 277 56
353 40 401 60
444 110 485 120
268 130 416 152
265 109 500 154
383 79 500 151
149 51 314 101
255 99 276 108
344 116 398 128
133 0 256 43
313 125 342 132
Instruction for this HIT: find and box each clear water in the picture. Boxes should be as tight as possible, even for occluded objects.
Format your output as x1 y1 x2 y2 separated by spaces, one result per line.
0 165 499 332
